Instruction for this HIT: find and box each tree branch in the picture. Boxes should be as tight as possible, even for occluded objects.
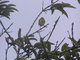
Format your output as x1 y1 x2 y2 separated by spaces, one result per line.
0 20 14 42
47 16 60 41
55 38 65 50
0 23 13 37
26 0 59 36
5 46 11 60
29 24 49 35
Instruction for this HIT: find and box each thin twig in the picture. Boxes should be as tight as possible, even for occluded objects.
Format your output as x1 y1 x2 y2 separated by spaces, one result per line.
71 22 74 39
67 31 71 38
47 16 60 41
29 24 49 35
0 20 15 60
0 20 14 60
5 46 11 60
55 38 65 50
54 0 59 3
71 22 75 45
51 0 53 4
0 23 13 37
17 48 20 60
42 1 44 10
26 11 43 36
43 32 50 39
55 41 58 50
0 20 14 42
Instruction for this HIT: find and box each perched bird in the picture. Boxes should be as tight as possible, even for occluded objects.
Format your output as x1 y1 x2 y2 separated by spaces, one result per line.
38 17 45 27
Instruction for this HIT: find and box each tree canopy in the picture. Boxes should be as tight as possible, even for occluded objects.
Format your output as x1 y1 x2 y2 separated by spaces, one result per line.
0 0 80 60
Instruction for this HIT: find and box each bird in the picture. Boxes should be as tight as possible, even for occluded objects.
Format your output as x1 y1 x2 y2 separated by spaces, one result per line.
38 17 45 27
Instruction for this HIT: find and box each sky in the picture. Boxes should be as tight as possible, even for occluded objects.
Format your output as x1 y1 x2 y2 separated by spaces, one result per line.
0 0 80 60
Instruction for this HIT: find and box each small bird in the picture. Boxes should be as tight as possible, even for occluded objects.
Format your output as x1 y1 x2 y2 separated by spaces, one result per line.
38 17 45 27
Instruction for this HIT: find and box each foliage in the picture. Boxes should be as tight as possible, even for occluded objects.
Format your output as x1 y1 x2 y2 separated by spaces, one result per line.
50 2 75 18
78 0 80 4
0 0 18 19
0 0 80 60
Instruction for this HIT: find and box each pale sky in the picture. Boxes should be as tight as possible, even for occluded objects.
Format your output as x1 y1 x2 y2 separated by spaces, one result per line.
0 0 80 60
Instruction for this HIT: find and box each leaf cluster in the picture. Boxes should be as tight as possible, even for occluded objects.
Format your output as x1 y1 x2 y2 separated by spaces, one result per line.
0 0 80 60
0 1 18 19
5 22 80 60
50 2 75 18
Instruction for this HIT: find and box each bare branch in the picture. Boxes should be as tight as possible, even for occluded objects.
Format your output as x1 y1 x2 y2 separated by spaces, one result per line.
0 20 14 43
54 0 59 4
29 24 49 35
26 0 59 36
71 22 74 39
47 16 60 41
26 11 43 36
42 1 44 10
55 38 65 50
5 46 11 60
0 23 13 37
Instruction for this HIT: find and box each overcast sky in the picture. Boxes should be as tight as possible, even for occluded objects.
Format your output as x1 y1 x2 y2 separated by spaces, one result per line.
0 0 80 60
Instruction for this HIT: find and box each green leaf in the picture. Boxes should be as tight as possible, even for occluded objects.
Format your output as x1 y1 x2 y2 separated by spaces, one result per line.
8 4 16 6
15 56 26 60
2 13 10 19
5 37 10 45
0 3 18 19
50 51 59 59
47 42 51 51
6 9 14 12
29 37 37 41
31 59 36 60
51 3 75 17
0 4 7 7
0 1 9 4
53 3 75 8
68 37 77 44
0 4 7 12
61 43 69 51
15 38 23 48
46 41 54 51
63 51 71 59
20 56 26 60
34 42 42 49
7 6 18 11
28 34 34 37
58 8 68 18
